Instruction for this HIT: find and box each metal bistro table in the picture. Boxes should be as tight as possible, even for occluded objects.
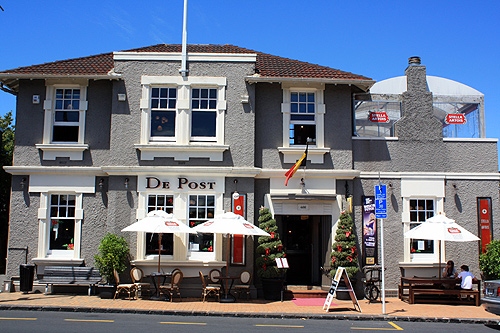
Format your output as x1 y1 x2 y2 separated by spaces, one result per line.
148 271 172 300
399 276 481 306
218 275 239 303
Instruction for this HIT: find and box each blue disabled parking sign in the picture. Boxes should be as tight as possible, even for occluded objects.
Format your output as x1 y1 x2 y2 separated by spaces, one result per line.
375 185 387 219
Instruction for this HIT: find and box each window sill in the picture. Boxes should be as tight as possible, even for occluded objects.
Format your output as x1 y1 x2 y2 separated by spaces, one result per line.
36 143 88 161
135 143 229 161
32 258 84 265
278 147 329 164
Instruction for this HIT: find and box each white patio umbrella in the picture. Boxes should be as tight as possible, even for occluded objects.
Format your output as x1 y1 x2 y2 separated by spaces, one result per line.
192 212 270 301
404 213 480 278
122 210 195 274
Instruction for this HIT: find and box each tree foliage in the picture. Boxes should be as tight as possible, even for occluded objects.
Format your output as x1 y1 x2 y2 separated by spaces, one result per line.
94 233 130 284
0 111 14 274
480 240 500 280
329 211 360 279
255 207 286 279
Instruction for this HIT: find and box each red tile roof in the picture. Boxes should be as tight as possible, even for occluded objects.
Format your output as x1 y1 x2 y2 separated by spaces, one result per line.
0 44 372 81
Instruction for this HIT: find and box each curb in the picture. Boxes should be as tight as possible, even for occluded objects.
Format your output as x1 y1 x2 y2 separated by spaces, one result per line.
0 304 498 325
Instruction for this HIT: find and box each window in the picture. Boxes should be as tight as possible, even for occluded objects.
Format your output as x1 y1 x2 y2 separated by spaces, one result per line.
191 88 217 140
409 199 435 256
189 194 215 253
49 194 76 251
150 87 176 140
353 98 402 138
289 92 316 145
53 89 80 142
146 194 174 256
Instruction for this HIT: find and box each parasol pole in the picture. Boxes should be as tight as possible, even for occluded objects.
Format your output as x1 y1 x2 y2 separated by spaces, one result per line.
158 233 162 297
438 240 442 279
225 232 230 298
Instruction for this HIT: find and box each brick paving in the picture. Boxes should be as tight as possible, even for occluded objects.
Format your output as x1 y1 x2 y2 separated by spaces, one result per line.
0 291 499 324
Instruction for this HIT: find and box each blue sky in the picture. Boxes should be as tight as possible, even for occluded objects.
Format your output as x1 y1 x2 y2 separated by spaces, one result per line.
1 1 499 162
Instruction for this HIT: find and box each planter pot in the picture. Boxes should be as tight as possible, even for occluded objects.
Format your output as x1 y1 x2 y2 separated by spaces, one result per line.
98 285 116 299
336 278 360 300
262 278 284 301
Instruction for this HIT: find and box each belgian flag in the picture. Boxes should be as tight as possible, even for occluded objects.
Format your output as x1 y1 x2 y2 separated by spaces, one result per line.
284 143 308 186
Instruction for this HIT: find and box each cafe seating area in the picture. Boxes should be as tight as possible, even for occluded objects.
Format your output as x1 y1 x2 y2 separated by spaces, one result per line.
113 267 254 303
398 276 481 306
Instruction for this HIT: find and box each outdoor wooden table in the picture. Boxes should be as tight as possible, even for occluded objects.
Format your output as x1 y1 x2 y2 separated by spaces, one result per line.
218 275 239 303
147 271 172 299
400 276 481 306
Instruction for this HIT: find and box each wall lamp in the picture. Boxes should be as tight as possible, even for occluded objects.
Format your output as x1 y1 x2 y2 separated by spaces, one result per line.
20 177 26 189
124 178 129 189
98 178 104 190
452 184 458 191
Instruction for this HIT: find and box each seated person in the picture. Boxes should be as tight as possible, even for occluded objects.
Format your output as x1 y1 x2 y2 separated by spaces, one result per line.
457 265 475 290
442 260 458 278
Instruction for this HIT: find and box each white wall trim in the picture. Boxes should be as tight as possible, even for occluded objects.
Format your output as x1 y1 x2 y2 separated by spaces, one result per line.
359 171 500 180
443 137 498 143
135 144 229 161
35 144 89 161
114 52 257 63
352 136 399 141
278 147 329 164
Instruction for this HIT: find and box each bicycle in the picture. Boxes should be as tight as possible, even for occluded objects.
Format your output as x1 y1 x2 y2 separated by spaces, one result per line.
362 265 382 302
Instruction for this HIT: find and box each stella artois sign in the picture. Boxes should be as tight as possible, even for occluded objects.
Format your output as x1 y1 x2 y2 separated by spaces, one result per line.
369 112 389 123
445 114 467 124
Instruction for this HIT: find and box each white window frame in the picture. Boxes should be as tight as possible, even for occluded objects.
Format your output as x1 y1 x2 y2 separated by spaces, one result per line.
137 76 228 161
279 84 328 164
404 198 438 263
144 194 175 259
190 87 220 142
149 87 178 142
37 80 89 160
38 192 83 260
187 193 216 261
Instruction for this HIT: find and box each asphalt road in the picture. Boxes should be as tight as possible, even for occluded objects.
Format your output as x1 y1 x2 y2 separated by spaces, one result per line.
1 310 500 332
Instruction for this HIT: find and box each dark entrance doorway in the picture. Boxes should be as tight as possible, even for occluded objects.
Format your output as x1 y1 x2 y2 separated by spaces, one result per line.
277 215 332 286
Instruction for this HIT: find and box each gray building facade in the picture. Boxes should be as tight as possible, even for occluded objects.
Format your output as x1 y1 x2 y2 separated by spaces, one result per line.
1 45 498 296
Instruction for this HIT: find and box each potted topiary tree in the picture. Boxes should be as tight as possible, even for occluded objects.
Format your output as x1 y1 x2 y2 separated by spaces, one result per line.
480 240 500 280
329 211 360 299
255 207 286 300
94 233 130 298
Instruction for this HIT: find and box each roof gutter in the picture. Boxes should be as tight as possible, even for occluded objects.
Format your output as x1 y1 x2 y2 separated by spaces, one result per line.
245 76 375 91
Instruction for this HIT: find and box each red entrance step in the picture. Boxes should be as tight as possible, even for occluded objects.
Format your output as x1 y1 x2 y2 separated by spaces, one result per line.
285 285 328 299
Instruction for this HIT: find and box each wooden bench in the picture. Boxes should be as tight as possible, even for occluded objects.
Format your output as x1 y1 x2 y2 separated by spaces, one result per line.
408 280 481 306
38 266 101 295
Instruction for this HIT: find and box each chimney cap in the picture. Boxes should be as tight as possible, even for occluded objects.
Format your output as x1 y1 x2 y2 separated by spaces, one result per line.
409 56 421 65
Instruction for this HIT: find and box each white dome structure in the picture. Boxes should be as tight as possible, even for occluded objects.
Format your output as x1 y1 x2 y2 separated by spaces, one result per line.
370 75 483 97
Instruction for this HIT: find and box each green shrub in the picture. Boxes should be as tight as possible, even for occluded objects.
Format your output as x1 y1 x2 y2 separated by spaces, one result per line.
94 233 130 284
480 240 500 280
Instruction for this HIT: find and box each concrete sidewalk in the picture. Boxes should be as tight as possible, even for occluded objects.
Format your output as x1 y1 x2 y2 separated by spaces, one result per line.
0 291 499 325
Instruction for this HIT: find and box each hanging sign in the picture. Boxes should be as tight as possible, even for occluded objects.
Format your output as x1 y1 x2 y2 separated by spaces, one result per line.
369 112 390 123
478 198 492 254
362 196 378 265
231 192 247 265
445 114 467 124
323 267 361 312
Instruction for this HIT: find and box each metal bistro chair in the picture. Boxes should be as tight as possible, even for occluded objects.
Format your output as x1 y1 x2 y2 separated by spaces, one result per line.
130 267 151 298
199 271 221 302
159 269 183 302
234 270 252 299
113 269 136 300
208 269 221 287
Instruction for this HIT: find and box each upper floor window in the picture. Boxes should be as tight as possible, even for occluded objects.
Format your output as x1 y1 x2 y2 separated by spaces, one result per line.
150 87 177 140
433 102 481 138
146 194 174 256
53 89 81 142
353 98 402 138
191 88 217 140
289 92 316 145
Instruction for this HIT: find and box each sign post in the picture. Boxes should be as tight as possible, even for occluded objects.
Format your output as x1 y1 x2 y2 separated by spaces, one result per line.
375 184 387 315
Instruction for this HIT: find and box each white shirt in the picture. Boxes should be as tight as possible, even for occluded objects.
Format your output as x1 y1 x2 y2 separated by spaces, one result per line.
457 271 474 289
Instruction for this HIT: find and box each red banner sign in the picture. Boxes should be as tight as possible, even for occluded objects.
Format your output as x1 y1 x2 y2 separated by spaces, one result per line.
231 192 247 265
445 114 467 124
478 198 492 254
369 112 390 123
